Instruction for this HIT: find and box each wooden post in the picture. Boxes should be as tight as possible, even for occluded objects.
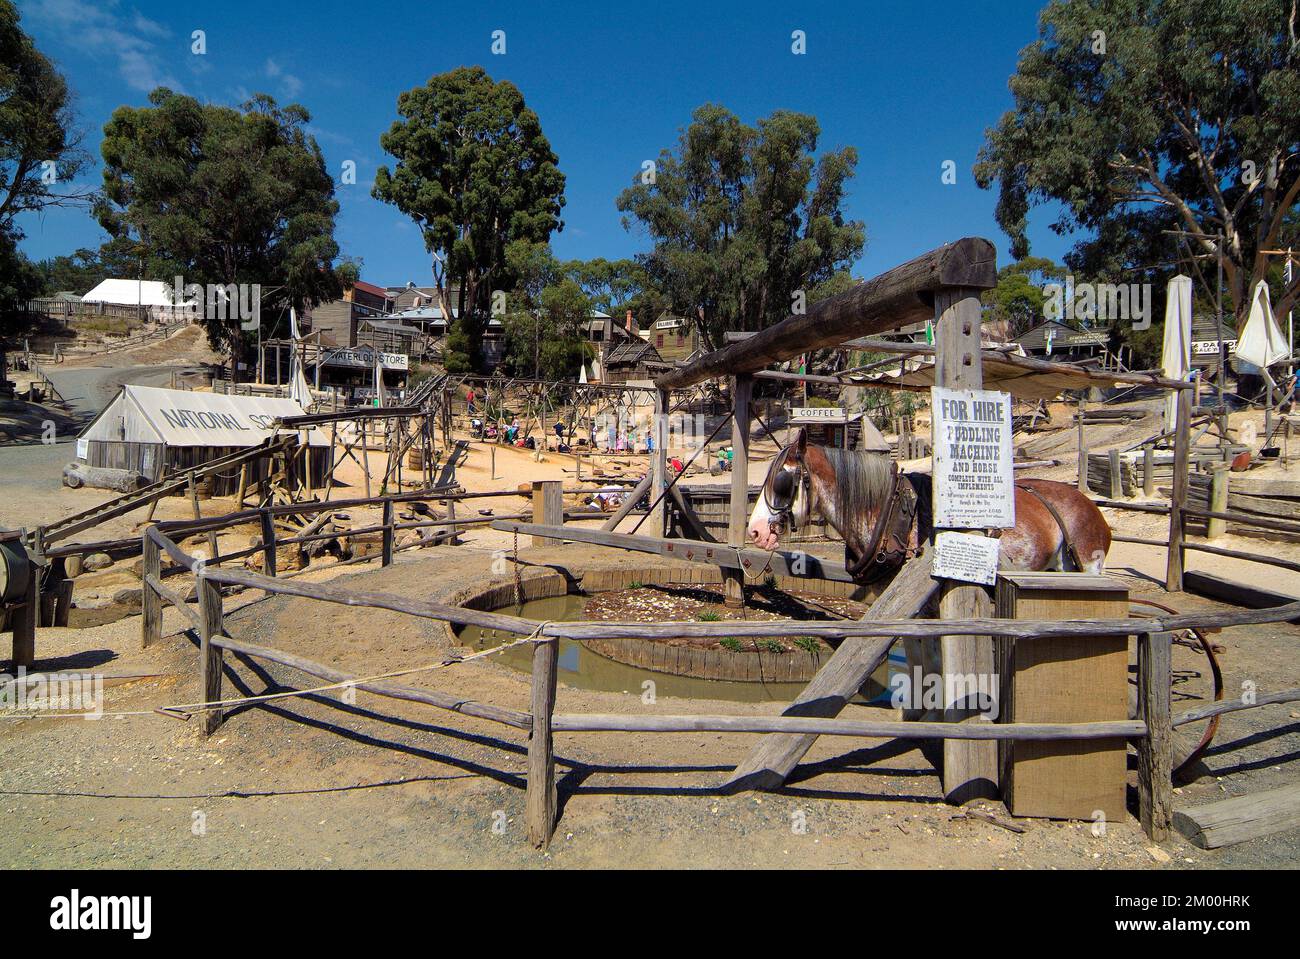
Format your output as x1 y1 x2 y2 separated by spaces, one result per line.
934 286 999 804
259 509 277 577
1166 389 1192 591
142 532 162 647
1108 447 1123 500
11 557 37 668
1077 395 1088 493
725 374 753 608
531 481 563 548
197 572 225 737
1207 466 1228 540
526 636 559 848
648 388 671 538
446 498 459 544
381 498 395 566
995 573 1129 820
1143 443 1155 497
1137 629 1173 841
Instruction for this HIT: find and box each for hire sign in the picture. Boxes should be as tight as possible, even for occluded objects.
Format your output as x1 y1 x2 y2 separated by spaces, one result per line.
931 387 1015 530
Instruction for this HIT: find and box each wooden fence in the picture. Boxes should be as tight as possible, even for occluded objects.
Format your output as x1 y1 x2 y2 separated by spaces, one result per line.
135 513 1300 849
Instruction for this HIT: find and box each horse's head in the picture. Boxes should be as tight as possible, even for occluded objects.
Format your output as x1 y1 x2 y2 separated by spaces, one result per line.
747 428 813 551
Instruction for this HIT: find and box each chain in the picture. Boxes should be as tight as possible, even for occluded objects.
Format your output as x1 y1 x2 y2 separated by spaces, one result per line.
512 528 524 608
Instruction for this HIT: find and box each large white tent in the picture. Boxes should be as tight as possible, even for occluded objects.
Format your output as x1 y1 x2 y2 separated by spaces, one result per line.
78 385 328 492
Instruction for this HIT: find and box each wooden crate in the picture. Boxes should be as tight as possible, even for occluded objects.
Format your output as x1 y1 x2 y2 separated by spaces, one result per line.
995 572 1129 821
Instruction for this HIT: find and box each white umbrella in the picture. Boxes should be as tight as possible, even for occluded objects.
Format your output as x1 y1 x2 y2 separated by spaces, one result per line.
578 361 588 384
1161 275 1193 433
372 351 387 407
287 308 312 408
1236 280 1289 386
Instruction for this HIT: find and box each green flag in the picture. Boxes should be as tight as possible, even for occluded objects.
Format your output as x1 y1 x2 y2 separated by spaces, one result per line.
924 320 935 345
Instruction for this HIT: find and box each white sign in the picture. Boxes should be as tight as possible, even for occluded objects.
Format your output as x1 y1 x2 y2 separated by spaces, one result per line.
1193 339 1237 356
76 438 88 460
933 531 1001 585
790 407 846 422
325 348 409 371
931 386 1015 529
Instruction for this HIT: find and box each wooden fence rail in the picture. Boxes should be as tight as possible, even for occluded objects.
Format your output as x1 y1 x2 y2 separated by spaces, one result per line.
135 520 1300 849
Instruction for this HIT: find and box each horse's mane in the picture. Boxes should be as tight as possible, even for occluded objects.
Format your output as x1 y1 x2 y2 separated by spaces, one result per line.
816 447 895 529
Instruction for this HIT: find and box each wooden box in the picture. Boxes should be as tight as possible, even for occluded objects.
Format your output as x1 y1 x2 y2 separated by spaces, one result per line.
995 573 1129 821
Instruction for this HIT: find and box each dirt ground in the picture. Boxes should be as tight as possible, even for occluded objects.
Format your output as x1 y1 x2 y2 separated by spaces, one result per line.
3 356 1299 868
2 537 1297 870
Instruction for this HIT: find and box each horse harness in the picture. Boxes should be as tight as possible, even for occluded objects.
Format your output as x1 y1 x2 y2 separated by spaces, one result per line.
845 462 922 582
763 449 1083 581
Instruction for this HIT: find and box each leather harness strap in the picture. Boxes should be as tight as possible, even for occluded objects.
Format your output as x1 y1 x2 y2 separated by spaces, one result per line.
1015 482 1084 571
846 462 920 582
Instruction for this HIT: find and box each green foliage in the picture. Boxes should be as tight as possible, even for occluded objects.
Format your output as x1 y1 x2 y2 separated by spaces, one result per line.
498 242 593 380
975 0 1300 327
96 89 344 368
981 257 1066 338
0 0 89 339
561 257 667 329
617 104 865 349
719 636 742 649
373 67 566 373
793 637 822 654
758 639 784 653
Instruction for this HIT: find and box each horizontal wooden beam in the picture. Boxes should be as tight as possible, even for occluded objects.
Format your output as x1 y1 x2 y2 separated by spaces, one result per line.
490 519 858 584
655 237 996 390
552 713 1146 740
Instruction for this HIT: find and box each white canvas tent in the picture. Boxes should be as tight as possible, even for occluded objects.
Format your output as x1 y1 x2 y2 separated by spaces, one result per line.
78 385 328 493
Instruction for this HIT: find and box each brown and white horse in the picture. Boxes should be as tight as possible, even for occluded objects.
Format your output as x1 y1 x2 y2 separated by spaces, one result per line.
747 429 1111 576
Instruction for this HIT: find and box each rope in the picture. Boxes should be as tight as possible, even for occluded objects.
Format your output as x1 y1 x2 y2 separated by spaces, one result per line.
1 623 554 722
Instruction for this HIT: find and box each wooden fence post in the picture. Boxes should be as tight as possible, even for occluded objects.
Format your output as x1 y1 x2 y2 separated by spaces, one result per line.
197 571 225 736
1207 466 1228 540
142 532 162 647
934 286 999 804
725 374 753 608
259 509 277 577
1165 389 1192 591
1077 395 1088 493
382 498 395 566
527 636 559 848
1108 447 1123 500
531 481 563 548
1143 443 1155 497
1137 630 1173 841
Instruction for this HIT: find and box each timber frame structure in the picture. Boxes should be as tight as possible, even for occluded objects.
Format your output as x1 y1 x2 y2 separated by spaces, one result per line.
18 237 1299 853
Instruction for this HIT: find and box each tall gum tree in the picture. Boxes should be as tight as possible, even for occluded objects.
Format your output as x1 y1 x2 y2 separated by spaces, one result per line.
372 67 566 374
616 104 864 350
0 0 91 331
97 89 344 378
976 0 1300 328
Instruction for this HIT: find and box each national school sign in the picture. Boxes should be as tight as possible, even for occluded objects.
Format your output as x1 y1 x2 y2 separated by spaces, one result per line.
930 386 1015 529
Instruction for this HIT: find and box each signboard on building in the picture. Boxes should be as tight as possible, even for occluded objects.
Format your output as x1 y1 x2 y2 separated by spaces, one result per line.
790 407 847 423
1193 339 1237 356
324 347 409 371
932 531 1001 585
931 386 1015 529
1064 331 1108 346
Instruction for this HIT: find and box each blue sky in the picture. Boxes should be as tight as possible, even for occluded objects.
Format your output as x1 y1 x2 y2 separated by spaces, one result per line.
15 0 1074 287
